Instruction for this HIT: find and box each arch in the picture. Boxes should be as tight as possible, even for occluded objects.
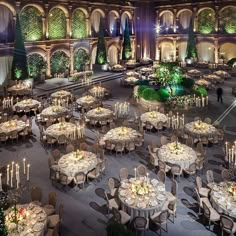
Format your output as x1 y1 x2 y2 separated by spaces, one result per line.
0 4 15 43
27 53 46 78
49 5 69 18
108 11 119 36
21 3 45 16
121 11 132 32
176 9 192 17
198 8 215 34
48 7 67 39
72 7 89 18
197 42 215 62
0 2 16 16
159 11 174 33
74 48 90 71
72 8 87 38
20 6 43 41
109 10 120 19
121 11 132 20
27 48 46 60
107 44 119 66
197 7 215 15
177 9 192 32
50 50 70 75
51 47 70 58
160 42 174 62
90 9 105 34
159 10 174 17
90 8 105 18
219 5 236 13
91 43 98 65
219 6 236 33
158 39 174 47
178 41 187 62
219 43 236 62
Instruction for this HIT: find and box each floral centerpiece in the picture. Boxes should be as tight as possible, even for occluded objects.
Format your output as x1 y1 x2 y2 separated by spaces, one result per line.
6 120 17 128
149 111 157 118
131 180 152 196
59 122 66 130
74 150 84 160
95 107 102 114
194 120 205 130
169 142 184 155
118 127 128 136
228 182 236 196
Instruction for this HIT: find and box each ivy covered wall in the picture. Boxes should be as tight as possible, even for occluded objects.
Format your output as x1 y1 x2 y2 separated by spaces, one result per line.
198 9 215 34
27 53 46 79
74 49 90 71
20 6 43 41
72 9 87 39
50 51 69 75
220 7 236 34
48 8 66 39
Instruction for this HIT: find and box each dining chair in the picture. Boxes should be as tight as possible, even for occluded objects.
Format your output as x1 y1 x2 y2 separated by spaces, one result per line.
166 180 178 204
170 135 177 142
115 143 124 156
220 215 236 236
158 160 171 173
136 164 147 177
87 165 101 182
204 117 212 124
59 172 70 188
108 177 117 197
221 169 232 181
111 207 131 225
150 209 169 236
168 201 177 223
206 170 215 188
104 192 119 214
157 170 166 185
119 168 128 181
57 134 67 146
171 164 182 182
43 192 57 216
51 149 61 163
183 163 197 180
133 216 148 236
80 142 88 151
196 176 210 198
160 135 168 146
74 172 86 190
126 142 135 153
9 130 18 143
31 186 43 205
48 203 64 229
65 143 75 153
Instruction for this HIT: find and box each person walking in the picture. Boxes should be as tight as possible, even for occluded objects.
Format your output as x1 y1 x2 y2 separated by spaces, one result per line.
216 87 223 103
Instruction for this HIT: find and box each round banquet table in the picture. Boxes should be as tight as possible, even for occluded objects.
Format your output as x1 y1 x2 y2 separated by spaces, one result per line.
58 150 97 182
51 90 72 99
214 70 231 79
5 202 47 236
76 95 97 108
204 74 224 84
88 86 108 98
41 105 69 120
86 107 113 123
195 79 211 88
45 122 83 140
99 126 142 145
123 77 139 85
0 120 26 135
13 99 41 111
158 142 197 169
210 182 236 219
8 84 32 96
187 69 202 78
118 177 168 219
184 121 218 141
140 111 167 128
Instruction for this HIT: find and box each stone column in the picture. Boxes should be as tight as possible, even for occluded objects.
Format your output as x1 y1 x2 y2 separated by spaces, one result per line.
66 17 70 38
214 39 219 63
173 9 177 33
86 17 91 37
44 4 49 38
46 46 51 77
215 6 219 32
70 45 74 75
156 11 161 34
42 17 46 39
68 5 72 38
193 8 198 32
15 1 21 14
173 39 177 61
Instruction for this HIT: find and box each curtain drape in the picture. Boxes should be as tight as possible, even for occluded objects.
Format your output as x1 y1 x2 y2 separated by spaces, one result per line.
0 56 13 86
108 46 118 65
179 11 192 29
91 11 101 33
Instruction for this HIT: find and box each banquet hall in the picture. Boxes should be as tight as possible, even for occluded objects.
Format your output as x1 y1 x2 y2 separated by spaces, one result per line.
0 0 236 236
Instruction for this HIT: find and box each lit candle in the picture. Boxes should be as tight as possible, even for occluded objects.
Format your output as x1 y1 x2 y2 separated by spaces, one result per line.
23 158 26 175
7 165 10 185
11 161 14 172
134 168 137 179
0 173 2 192
10 169 13 187
27 164 30 181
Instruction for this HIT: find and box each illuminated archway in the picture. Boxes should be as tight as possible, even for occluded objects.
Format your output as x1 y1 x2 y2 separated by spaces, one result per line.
197 42 214 62
108 45 118 66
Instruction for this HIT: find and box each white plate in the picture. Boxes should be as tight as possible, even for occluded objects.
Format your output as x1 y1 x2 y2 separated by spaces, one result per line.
125 199 134 205
121 183 129 189
157 194 165 201
120 190 127 197
137 202 146 209
33 222 44 232
151 200 158 207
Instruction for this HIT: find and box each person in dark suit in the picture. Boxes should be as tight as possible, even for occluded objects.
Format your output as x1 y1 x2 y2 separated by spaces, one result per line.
216 87 223 103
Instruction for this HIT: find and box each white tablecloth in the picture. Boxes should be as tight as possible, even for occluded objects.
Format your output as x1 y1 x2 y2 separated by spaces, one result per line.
124 77 139 84
45 122 84 140
41 106 69 120
76 95 97 107
140 111 167 128
158 142 197 169
88 86 108 98
5 202 47 236
8 84 32 95
118 178 167 219
86 107 113 122
58 150 97 182
0 120 26 135
185 121 218 140
210 182 236 219
51 90 72 99
13 99 41 111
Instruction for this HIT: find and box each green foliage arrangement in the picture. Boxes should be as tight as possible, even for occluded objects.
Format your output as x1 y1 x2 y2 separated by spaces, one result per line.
50 51 69 75
220 7 236 34
74 49 90 71
95 21 107 65
137 85 149 97
181 77 195 89
138 86 170 102
198 9 215 34
158 88 170 102
186 17 198 59
72 9 87 38
11 14 28 80
135 80 149 86
195 86 208 96
48 8 66 39
27 54 46 79
20 6 43 41
142 88 159 101
227 58 236 67
122 19 132 60
106 223 134 236
0 207 8 236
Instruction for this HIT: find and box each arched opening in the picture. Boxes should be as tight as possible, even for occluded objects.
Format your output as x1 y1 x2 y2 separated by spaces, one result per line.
178 42 187 62
20 6 43 41
48 8 66 39
220 7 236 34
50 51 69 76
107 45 118 66
74 49 90 71
177 10 192 33
27 53 46 79
72 9 87 39
91 9 104 37
160 42 174 61
160 11 174 34
0 4 14 43
108 11 118 37
197 42 214 62
198 8 215 34
121 12 131 33
219 43 236 62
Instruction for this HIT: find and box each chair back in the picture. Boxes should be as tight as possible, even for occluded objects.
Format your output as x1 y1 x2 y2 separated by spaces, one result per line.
157 170 166 184
170 135 177 142
221 169 231 181
158 210 169 224
111 207 121 224
75 172 86 183
48 192 57 208
204 117 211 124
108 177 116 192
59 172 68 185
186 137 193 147
202 201 211 219
66 144 75 153
52 149 61 161
171 180 178 196
160 135 168 146
196 176 202 189
119 168 128 181
80 142 88 151
31 186 42 202
189 163 197 172
58 134 67 144
220 215 234 233
137 164 147 177
133 216 147 231
158 160 166 171
206 170 214 184
171 164 181 174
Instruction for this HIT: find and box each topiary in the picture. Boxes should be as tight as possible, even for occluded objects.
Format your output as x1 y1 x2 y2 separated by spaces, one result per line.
135 80 149 86
157 88 170 102
138 85 149 97
195 86 208 96
181 77 195 89
142 88 157 101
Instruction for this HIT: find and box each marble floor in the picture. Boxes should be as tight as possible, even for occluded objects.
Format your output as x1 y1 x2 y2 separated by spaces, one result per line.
1 72 236 236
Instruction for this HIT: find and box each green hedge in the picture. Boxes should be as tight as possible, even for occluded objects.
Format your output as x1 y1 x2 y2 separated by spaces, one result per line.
138 86 170 102
181 77 195 89
195 86 208 96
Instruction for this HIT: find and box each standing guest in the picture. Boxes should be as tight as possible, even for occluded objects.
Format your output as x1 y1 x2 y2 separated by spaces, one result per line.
216 87 223 103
